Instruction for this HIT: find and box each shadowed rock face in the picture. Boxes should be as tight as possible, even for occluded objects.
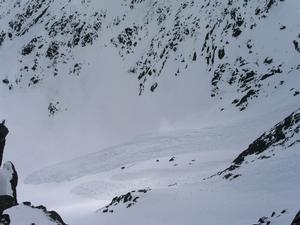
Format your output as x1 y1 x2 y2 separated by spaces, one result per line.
291 211 300 225
210 108 300 181
0 122 9 167
0 196 15 215
233 108 300 166
0 161 18 214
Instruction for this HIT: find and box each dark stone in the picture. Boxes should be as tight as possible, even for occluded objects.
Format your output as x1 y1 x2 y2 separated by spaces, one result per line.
23 202 31 206
150 83 158 92
169 157 175 162
46 42 59 59
264 57 273 64
280 25 286 30
21 38 39 56
234 89 257 110
2 79 9 85
0 122 9 167
218 48 225 59
232 28 242 37
0 214 10 225
0 196 15 215
48 102 59 117
224 173 232 179
192 52 197 61
291 210 300 225
47 210 67 225
0 123 9 142
293 40 300 53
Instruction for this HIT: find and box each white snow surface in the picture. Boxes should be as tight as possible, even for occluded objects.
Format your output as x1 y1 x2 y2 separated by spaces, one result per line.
3 205 61 225
20 130 300 225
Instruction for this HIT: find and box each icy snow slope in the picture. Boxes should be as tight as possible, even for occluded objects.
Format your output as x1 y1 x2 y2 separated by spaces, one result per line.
24 117 264 184
21 109 300 225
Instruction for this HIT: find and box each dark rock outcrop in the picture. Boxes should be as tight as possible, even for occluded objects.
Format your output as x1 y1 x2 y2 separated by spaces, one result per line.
0 161 18 214
0 125 66 225
98 188 151 214
0 196 15 215
211 108 300 180
291 211 300 225
0 214 10 225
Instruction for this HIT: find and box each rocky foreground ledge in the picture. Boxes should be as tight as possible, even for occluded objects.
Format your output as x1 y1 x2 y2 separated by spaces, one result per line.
0 161 67 225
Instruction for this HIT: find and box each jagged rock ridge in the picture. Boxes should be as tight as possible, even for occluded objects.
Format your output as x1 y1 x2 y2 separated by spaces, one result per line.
98 188 151 214
214 108 300 180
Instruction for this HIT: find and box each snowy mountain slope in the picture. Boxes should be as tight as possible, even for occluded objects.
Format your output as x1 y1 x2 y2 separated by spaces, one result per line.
121 0 300 110
83 111 299 225
215 107 300 180
0 0 299 109
24 104 299 185
0 0 106 88
0 0 298 173
20 109 300 225
0 0 299 224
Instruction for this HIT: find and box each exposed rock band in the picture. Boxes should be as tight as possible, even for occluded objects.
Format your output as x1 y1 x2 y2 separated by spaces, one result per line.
0 121 18 215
